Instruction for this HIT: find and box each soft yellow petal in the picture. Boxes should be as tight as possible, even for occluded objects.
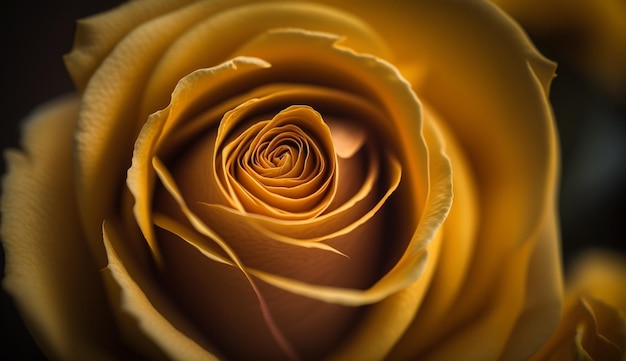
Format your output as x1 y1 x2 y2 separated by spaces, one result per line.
391 67 561 361
423 237 536 361
1 95 121 360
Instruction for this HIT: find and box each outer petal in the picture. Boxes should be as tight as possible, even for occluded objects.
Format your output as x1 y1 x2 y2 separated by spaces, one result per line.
64 0 197 90
1 96 122 360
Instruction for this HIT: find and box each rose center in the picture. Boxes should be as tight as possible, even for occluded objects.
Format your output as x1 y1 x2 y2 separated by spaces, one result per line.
219 105 338 219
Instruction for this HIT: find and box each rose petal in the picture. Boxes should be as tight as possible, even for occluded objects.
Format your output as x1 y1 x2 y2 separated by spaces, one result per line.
1 96 121 360
64 0 197 89
152 156 302 361
194 147 397 250
327 117 367 159
154 155 404 306
160 84 394 255
566 251 626 314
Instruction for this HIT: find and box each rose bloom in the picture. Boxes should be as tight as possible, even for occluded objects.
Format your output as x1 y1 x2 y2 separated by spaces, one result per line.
1 1 625 361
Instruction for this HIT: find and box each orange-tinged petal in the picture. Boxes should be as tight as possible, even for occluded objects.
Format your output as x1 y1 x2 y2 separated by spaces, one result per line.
217 104 337 219
1 96 121 360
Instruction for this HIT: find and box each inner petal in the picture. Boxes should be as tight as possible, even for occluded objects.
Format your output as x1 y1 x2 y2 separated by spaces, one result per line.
220 105 338 219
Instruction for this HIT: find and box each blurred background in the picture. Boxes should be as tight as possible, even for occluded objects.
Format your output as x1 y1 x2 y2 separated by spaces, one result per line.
1 0 624 359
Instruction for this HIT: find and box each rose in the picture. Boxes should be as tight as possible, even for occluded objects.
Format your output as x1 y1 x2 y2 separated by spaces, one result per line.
1 0 565 360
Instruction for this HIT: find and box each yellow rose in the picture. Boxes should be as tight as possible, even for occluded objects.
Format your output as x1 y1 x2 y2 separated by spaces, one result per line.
2 1 563 360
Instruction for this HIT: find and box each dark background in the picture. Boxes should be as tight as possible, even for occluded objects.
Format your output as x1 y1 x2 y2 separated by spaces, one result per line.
1 1 624 360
